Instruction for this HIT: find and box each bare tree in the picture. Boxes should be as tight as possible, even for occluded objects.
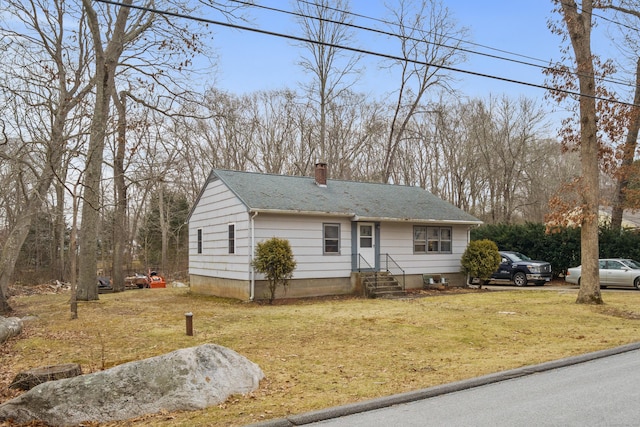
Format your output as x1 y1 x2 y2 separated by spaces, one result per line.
381 0 467 183
489 96 547 223
77 0 141 301
245 90 299 174
76 0 238 299
0 0 93 313
197 89 257 171
295 0 362 164
111 91 128 292
326 90 387 180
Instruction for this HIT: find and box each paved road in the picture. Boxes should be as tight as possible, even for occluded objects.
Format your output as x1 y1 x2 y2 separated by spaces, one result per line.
252 343 640 427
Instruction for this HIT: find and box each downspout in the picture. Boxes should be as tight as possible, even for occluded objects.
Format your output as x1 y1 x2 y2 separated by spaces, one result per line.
250 211 258 301
466 226 472 286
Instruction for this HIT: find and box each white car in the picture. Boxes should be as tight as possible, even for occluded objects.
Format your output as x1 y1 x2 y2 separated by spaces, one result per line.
565 258 640 289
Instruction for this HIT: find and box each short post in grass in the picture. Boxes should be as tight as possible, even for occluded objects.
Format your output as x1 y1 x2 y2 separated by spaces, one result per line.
185 312 193 336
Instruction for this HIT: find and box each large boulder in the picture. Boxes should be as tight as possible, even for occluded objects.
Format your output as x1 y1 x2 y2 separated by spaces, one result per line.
0 344 264 426
0 316 22 344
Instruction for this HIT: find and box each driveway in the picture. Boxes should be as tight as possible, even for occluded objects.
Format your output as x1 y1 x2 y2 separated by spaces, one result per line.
251 343 640 427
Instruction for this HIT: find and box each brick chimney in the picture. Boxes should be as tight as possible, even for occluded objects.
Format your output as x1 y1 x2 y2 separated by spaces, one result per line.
315 162 327 187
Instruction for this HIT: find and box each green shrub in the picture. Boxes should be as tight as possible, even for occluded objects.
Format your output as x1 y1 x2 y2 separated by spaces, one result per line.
253 237 297 304
460 239 501 288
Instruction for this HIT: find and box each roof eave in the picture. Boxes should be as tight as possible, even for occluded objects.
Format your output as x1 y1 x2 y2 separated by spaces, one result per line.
249 209 482 225
352 215 483 225
249 208 355 218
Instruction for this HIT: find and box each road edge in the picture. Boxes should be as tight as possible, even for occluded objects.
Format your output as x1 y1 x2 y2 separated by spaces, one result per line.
247 341 640 426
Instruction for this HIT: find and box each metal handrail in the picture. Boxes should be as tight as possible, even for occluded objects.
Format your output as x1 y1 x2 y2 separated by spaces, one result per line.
358 254 377 289
357 253 374 272
384 253 405 291
358 254 406 292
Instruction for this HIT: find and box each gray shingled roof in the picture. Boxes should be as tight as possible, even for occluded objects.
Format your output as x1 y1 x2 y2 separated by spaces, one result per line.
206 169 481 224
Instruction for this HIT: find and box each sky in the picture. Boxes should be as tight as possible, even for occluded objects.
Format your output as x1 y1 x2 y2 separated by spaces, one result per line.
205 2 566 99
198 1 629 134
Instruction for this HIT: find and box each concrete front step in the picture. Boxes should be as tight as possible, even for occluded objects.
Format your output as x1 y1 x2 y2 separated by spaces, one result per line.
360 272 406 298
365 283 405 298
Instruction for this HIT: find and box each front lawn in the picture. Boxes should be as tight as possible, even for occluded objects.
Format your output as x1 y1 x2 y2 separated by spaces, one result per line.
2 286 639 426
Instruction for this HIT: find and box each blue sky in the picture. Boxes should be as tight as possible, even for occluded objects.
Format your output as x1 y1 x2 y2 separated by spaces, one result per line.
207 1 616 108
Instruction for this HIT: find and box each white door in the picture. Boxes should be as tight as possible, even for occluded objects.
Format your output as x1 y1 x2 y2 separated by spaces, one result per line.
357 223 376 269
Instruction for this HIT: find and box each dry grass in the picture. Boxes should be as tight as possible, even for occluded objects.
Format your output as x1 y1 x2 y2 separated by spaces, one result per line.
2 285 640 426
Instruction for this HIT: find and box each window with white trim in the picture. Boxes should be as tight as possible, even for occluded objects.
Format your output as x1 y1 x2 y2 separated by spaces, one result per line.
228 224 235 254
323 223 340 254
414 226 452 254
197 229 203 254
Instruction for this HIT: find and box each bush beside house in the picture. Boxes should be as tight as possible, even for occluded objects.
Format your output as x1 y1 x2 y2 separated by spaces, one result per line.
252 237 297 304
460 239 501 288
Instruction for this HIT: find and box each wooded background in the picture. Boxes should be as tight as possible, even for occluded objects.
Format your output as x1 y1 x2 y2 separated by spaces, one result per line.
1 0 638 303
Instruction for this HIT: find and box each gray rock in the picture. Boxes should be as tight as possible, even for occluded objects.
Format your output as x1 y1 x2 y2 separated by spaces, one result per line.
0 316 22 344
0 344 264 426
171 281 188 288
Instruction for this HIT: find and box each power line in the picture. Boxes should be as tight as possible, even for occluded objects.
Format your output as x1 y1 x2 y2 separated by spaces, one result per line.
230 0 565 80
94 0 639 108
266 0 636 91
291 0 557 67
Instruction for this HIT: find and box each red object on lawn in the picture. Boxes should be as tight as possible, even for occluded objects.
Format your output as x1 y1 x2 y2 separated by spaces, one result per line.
149 274 166 288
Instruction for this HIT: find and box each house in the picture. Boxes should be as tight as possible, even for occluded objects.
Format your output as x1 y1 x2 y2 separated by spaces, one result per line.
187 163 482 300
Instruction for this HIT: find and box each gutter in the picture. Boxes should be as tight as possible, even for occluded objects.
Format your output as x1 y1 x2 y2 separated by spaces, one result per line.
351 215 483 226
250 211 258 301
249 208 354 218
249 209 482 226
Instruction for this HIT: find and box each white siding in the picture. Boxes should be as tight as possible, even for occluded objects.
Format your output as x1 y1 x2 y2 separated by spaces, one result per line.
253 214 353 279
188 179 251 281
378 222 470 275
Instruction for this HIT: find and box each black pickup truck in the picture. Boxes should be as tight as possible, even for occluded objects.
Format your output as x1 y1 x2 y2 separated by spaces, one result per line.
486 251 552 286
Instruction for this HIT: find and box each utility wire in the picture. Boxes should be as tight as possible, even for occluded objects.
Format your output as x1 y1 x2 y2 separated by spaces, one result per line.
95 0 640 108
230 0 569 83
267 0 635 90
291 0 557 66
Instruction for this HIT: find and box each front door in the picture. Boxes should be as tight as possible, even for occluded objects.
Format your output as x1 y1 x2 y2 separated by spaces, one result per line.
357 223 376 269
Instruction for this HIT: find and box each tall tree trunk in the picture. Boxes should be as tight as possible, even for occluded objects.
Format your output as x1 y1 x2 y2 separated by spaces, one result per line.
611 58 640 232
0 285 9 314
111 91 127 292
0 222 33 314
0 186 52 313
70 184 80 319
559 0 603 304
0 131 65 314
77 68 110 301
77 0 132 301
55 178 66 281
159 186 169 274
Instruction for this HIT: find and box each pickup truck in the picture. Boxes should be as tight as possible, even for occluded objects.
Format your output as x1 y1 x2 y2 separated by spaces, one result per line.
485 251 552 286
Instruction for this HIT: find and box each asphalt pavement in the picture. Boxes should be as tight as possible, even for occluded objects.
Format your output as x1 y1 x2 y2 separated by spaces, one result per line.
250 342 640 427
